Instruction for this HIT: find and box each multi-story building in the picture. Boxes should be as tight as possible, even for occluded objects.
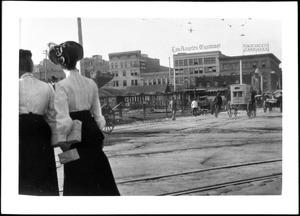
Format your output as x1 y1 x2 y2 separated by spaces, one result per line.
219 53 282 93
140 70 171 86
173 51 281 93
173 51 224 88
83 55 109 78
107 50 169 90
33 59 65 82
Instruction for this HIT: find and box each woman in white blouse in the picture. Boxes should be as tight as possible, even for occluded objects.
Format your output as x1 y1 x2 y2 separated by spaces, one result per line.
48 41 120 196
19 49 59 195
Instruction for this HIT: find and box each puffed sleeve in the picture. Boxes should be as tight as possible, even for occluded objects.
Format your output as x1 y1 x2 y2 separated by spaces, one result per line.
90 81 106 131
54 82 73 142
44 83 57 143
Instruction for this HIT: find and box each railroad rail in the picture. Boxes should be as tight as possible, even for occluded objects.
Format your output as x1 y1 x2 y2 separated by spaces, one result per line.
158 173 282 196
116 158 282 184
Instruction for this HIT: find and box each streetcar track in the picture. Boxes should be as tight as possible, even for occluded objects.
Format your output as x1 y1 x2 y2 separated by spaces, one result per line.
116 159 282 184
158 173 282 196
107 141 281 158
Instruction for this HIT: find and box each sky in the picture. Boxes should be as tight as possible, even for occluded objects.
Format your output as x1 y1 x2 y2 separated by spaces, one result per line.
2 1 298 215
20 17 282 67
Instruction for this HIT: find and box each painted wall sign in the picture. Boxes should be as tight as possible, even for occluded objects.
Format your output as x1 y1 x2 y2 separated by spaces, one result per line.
172 44 221 53
243 44 269 52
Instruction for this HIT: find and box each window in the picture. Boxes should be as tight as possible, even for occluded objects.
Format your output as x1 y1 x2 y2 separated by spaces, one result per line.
189 68 194 74
114 62 118 68
204 66 216 73
233 91 243 97
123 70 126 76
134 70 138 76
189 59 194 65
180 77 184 84
179 69 184 75
204 57 216 64
123 80 127 86
179 60 184 66
130 70 134 75
153 79 156 85
199 67 204 73
143 80 147 85
261 61 266 67
194 68 199 74
175 69 179 75
130 61 134 67
175 78 179 84
184 68 188 75
198 58 203 65
174 60 179 67
253 62 257 68
131 80 134 86
114 71 118 77
114 81 119 87
184 59 188 66
135 80 138 86
162 78 166 84
111 63 114 69
120 62 123 68
194 59 199 65
158 79 161 85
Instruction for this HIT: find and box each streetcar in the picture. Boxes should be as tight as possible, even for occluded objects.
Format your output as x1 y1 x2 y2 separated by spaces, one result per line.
227 84 256 118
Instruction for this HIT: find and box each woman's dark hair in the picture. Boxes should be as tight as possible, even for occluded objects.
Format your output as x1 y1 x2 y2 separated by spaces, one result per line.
48 41 83 70
19 49 34 73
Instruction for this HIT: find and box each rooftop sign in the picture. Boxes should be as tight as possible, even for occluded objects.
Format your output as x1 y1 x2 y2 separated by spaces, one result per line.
243 44 269 52
172 44 221 53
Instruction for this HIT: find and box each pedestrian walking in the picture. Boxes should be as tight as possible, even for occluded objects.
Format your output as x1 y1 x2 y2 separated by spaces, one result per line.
191 98 199 117
48 41 120 196
19 49 59 196
169 97 177 120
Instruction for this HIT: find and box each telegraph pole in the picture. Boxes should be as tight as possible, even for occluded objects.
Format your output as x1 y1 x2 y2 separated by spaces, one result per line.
77 17 84 76
168 57 171 84
42 50 48 81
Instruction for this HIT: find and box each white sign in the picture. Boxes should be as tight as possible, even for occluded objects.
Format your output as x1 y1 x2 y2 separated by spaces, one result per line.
172 44 221 53
243 44 269 52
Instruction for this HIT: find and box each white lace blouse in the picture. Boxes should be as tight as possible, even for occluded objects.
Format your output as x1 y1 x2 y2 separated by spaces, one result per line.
19 73 56 129
54 69 106 142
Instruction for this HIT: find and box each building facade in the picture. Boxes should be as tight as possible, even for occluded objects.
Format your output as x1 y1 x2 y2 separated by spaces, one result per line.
33 59 65 82
140 70 171 86
83 55 110 78
219 53 282 93
173 51 281 93
107 50 169 90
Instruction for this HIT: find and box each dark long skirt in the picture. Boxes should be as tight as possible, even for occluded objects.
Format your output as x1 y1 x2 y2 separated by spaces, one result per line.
63 110 120 196
19 113 59 196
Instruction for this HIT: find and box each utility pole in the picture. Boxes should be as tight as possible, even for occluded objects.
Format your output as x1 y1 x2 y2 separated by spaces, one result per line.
168 57 171 84
240 60 243 84
77 17 84 76
43 50 48 81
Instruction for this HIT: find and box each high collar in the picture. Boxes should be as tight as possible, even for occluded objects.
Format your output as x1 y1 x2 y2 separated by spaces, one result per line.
20 72 33 79
64 69 79 78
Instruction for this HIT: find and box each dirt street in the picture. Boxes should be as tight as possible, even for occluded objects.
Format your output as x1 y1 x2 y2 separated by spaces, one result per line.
55 108 282 196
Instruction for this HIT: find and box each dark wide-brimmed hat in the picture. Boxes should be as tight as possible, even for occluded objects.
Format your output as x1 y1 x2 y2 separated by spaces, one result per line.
48 41 83 69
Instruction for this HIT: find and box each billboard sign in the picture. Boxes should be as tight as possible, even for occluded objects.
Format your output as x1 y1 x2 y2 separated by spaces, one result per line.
243 44 269 52
172 44 221 53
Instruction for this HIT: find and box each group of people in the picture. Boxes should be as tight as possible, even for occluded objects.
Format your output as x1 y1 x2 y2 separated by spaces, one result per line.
19 41 120 196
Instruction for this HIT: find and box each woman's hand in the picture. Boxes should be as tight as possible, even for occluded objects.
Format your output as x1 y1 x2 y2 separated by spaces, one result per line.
59 142 71 152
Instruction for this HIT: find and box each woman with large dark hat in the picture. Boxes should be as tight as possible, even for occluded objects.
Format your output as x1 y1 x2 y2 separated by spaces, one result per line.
19 49 59 195
48 41 120 196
